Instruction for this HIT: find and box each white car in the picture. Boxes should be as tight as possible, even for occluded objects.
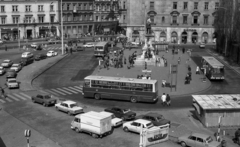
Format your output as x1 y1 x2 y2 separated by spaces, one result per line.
6 78 19 89
30 43 38 48
55 100 84 115
131 42 140 46
83 43 95 48
0 66 6 75
47 50 58 57
21 52 34 58
0 39 4 44
199 43 206 48
123 119 155 134
10 63 22 72
1 59 13 68
100 111 123 127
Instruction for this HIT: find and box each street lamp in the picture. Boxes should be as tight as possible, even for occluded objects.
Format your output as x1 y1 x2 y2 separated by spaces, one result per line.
60 0 64 55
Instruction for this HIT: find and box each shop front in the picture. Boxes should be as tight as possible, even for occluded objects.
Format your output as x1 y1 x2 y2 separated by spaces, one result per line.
181 31 187 43
39 26 49 38
1 28 19 41
202 32 209 43
171 31 178 43
132 30 140 42
160 31 166 42
192 32 198 43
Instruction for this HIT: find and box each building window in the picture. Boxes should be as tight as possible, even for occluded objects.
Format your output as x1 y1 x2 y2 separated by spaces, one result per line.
89 4 93 10
172 16 177 24
194 2 198 9
215 2 219 10
162 17 165 23
25 5 31 12
78 4 82 10
1 17 6 24
123 1 126 9
67 4 70 10
89 14 92 20
62 4 64 10
123 15 125 20
183 15 187 24
25 16 32 23
84 4 87 10
12 5 18 12
1 6 5 12
150 1 154 10
12 16 19 24
103 5 106 11
50 15 54 23
204 2 209 10
183 2 188 10
203 15 208 25
99 5 102 11
193 16 198 24
38 5 44 12
38 16 44 23
96 16 98 21
173 2 177 9
150 15 154 23
101 16 104 21
50 5 54 11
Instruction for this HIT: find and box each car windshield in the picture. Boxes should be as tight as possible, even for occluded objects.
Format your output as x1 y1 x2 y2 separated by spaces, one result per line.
8 80 17 83
44 95 51 99
12 64 18 67
8 70 15 73
206 136 213 143
155 116 163 121
122 109 130 113
69 104 77 108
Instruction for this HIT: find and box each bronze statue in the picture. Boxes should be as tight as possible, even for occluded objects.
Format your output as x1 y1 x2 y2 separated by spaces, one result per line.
146 18 152 34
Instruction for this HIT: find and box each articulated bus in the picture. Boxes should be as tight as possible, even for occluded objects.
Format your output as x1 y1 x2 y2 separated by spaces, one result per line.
94 41 109 57
82 75 159 103
201 56 224 80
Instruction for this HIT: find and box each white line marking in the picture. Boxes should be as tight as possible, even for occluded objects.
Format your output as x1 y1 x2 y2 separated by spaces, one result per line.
5 98 13 102
0 99 6 103
39 90 49 94
7 94 20 101
51 89 66 95
12 93 27 100
41 90 60 96
56 88 72 95
68 87 82 92
74 86 82 90
19 93 31 99
62 87 78 94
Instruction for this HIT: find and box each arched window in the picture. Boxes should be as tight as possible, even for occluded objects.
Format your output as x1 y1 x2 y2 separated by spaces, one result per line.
162 17 165 23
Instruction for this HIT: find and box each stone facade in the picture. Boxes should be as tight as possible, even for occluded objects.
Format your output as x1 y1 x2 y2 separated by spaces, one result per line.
126 0 219 43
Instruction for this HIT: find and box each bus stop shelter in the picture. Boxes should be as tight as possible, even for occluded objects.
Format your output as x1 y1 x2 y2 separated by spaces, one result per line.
152 42 169 53
192 95 240 127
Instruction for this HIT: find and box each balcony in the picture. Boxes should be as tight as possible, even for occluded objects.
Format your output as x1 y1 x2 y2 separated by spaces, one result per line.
191 23 199 26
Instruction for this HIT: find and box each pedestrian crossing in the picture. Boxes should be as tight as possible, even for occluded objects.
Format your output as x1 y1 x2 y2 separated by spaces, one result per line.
0 85 83 104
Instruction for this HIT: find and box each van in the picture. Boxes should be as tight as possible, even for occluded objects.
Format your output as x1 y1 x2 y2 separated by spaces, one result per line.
20 56 34 66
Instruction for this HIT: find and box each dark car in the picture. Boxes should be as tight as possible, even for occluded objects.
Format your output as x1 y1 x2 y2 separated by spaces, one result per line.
36 45 43 50
20 56 34 66
75 46 85 51
35 54 47 61
136 112 171 127
6 69 17 78
104 107 136 121
31 94 57 107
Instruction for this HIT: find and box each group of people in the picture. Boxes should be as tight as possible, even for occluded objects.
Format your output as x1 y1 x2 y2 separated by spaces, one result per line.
137 74 151 80
65 43 73 54
127 51 137 69
161 93 171 106
102 50 124 69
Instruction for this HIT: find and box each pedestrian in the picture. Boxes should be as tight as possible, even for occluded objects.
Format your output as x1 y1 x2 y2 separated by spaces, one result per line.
235 128 240 144
196 66 200 74
182 47 185 54
66 47 68 53
0 87 6 99
178 57 181 64
70 47 72 54
5 45 7 51
124 57 126 65
166 94 171 106
161 93 167 106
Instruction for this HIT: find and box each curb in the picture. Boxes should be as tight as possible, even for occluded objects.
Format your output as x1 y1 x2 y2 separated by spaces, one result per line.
29 54 69 91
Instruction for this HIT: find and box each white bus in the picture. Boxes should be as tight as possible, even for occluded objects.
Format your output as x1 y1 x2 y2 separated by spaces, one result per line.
94 42 109 57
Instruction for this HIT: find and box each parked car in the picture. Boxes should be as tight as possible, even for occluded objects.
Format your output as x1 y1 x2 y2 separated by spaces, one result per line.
31 94 57 107
35 54 47 61
20 56 34 66
83 43 94 48
55 100 84 115
36 45 43 50
21 52 34 58
47 50 58 57
1 59 13 68
0 66 6 75
48 39 58 44
75 46 85 51
100 111 123 127
199 43 206 48
131 42 140 46
104 107 136 121
136 113 171 127
6 78 20 89
6 69 17 78
178 133 221 147
10 63 22 72
123 119 155 134
30 43 38 48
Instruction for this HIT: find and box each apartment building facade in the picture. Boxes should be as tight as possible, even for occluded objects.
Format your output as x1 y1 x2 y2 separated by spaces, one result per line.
126 0 219 43
0 0 59 40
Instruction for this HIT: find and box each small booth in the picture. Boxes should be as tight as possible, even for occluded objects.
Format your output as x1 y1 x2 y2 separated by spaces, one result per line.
192 95 240 127
152 42 169 54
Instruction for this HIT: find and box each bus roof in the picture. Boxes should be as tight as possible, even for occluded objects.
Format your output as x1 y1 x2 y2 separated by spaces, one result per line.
95 41 108 47
202 56 224 68
84 75 157 84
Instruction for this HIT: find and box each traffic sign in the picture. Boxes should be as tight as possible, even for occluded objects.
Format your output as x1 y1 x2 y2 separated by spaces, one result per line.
24 129 31 137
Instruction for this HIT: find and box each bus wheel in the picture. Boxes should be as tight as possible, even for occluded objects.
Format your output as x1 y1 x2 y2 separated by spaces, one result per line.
94 94 101 100
130 97 137 103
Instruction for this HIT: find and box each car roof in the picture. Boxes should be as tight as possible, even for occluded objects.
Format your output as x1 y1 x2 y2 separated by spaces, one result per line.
3 59 10 61
7 78 16 81
191 133 210 139
12 63 20 65
63 100 76 104
134 119 152 124
145 112 163 117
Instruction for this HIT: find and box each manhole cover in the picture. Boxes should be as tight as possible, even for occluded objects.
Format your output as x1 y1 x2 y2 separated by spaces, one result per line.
171 122 181 127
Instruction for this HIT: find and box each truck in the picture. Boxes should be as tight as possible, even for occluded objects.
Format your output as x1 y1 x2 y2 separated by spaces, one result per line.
71 111 113 138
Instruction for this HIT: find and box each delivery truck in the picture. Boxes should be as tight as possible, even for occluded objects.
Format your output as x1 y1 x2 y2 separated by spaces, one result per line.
71 111 112 138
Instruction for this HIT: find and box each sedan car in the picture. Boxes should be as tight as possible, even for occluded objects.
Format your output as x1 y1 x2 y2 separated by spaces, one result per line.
178 133 221 147
10 63 22 72
30 43 38 48
6 78 19 89
1 59 13 68
100 111 123 127
131 42 140 46
6 69 17 78
21 52 34 58
47 50 58 57
35 54 47 61
83 43 94 48
0 66 6 75
104 107 136 121
199 43 206 48
31 94 57 107
123 119 156 134
55 100 84 115
136 112 171 127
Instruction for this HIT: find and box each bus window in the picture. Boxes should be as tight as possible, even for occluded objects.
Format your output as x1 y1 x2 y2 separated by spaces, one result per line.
144 84 153 92
92 80 100 88
121 82 130 90
99 81 108 88
84 79 90 87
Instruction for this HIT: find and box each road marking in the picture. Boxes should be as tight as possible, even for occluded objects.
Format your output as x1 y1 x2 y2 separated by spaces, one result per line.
7 94 20 101
68 87 82 92
5 98 13 102
39 90 49 94
51 89 66 95
62 87 78 94
42 89 60 96
0 99 6 103
12 93 27 100
74 86 82 90
19 93 31 99
56 88 72 95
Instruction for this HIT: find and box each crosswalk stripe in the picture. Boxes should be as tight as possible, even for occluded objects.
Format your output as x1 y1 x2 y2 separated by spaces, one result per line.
62 87 78 94
0 99 6 103
68 87 82 92
42 89 60 96
39 90 49 94
7 94 20 101
56 88 72 95
12 93 27 100
74 86 83 90
5 98 13 102
51 89 66 95
19 93 31 99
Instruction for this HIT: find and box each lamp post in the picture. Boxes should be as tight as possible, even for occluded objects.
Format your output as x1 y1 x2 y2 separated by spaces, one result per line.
18 22 20 51
60 0 64 55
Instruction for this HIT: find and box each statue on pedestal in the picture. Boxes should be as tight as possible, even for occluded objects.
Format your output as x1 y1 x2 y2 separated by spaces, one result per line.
146 18 152 34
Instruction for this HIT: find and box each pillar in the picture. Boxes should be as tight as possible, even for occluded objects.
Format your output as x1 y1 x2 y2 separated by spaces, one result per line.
187 31 191 43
